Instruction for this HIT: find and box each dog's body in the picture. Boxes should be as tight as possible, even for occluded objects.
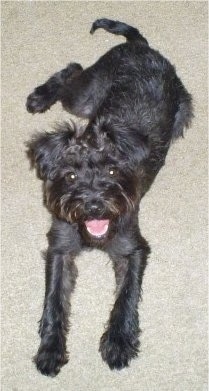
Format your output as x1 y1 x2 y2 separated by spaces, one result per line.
26 19 193 376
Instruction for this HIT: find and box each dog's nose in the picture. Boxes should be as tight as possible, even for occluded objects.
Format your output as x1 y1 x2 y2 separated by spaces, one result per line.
85 200 103 216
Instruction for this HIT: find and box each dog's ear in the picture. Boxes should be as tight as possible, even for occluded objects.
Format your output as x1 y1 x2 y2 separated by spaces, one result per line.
118 135 150 171
98 119 150 164
130 134 150 164
26 123 76 180
108 130 150 165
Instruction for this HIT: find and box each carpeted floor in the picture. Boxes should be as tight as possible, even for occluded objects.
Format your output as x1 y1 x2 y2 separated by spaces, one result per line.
1 2 208 390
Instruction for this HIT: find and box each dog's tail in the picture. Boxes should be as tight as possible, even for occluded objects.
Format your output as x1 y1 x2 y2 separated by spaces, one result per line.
90 18 148 45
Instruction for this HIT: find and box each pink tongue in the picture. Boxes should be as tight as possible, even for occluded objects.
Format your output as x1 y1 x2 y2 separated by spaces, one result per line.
85 219 109 237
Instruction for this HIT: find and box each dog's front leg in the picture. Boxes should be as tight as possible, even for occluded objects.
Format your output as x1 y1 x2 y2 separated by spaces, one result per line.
34 245 78 377
100 234 150 370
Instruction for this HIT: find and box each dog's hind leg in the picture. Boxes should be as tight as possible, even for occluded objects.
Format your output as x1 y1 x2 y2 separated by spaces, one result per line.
26 61 111 119
26 63 83 114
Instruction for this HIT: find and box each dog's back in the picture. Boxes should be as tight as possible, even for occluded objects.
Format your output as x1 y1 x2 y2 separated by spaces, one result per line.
90 19 193 142
82 18 193 193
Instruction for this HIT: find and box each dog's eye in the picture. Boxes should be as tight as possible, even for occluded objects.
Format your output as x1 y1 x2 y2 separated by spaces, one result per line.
65 172 77 183
109 168 117 176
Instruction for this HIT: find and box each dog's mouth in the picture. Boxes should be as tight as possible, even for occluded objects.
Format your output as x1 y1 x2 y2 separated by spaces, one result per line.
84 219 110 238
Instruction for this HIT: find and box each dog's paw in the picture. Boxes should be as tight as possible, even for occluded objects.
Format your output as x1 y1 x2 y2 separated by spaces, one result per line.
26 85 55 114
34 344 68 377
99 328 139 370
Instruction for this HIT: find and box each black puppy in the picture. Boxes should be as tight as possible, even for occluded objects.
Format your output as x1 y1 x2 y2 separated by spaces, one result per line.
26 19 193 376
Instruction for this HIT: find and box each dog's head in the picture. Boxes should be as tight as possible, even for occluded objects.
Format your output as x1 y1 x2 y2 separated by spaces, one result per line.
27 122 149 243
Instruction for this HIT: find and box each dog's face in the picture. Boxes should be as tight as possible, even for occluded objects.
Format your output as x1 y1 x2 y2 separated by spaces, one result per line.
27 123 148 243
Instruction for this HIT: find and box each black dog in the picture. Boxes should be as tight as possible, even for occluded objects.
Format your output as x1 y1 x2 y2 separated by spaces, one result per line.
26 19 193 376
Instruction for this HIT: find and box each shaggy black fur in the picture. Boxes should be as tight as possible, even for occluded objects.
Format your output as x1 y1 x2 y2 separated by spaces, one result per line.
26 19 193 376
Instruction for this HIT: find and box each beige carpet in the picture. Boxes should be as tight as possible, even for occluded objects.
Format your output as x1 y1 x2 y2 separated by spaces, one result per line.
1 2 208 390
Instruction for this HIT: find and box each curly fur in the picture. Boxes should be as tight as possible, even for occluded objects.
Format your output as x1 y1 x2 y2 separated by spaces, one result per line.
26 18 193 376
